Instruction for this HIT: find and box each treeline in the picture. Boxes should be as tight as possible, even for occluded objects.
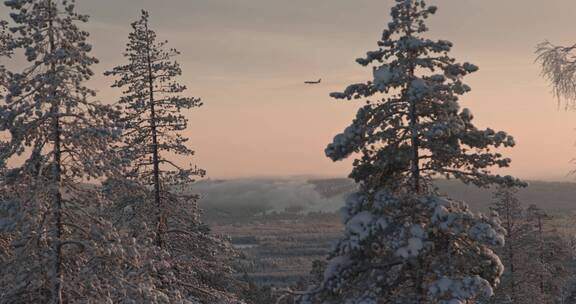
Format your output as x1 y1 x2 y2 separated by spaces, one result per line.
488 187 576 303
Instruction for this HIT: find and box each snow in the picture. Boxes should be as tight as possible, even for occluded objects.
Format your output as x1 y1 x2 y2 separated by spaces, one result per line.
410 224 425 238
469 221 506 247
373 65 393 83
325 122 365 161
373 190 399 210
341 208 389 253
428 276 494 303
463 62 479 73
323 255 353 283
347 211 375 238
0 218 15 232
330 82 374 100
395 237 424 258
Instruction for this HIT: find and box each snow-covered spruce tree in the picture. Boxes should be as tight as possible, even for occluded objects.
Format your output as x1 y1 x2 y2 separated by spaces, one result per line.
300 1 522 303
105 10 204 248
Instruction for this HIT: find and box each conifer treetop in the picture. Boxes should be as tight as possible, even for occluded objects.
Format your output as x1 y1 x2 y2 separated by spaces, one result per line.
105 10 204 186
326 0 522 192
0 0 119 182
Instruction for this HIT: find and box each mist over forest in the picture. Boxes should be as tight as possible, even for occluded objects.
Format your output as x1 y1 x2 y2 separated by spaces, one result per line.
194 178 576 222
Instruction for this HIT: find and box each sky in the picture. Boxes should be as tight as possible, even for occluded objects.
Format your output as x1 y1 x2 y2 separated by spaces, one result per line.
3 0 576 180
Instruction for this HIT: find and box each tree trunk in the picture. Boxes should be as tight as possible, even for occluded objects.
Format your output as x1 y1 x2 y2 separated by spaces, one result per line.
50 105 63 304
404 5 422 302
144 21 164 248
537 216 545 294
409 98 420 194
404 3 420 194
47 1 63 302
505 200 517 303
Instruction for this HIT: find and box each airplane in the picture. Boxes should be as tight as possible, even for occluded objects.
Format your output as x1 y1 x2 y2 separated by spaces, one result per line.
304 78 321 84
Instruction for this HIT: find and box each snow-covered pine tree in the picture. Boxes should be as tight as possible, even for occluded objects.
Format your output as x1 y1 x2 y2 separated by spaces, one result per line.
524 205 572 303
101 178 243 304
488 187 528 304
0 20 12 91
105 10 204 248
526 205 548 297
562 277 576 304
104 11 242 303
0 0 122 302
0 19 10 56
1 179 206 303
487 198 574 304
1 3 210 303
301 1 522 303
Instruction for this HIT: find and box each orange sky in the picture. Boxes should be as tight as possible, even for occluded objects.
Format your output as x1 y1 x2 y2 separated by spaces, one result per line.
3 0 576 180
